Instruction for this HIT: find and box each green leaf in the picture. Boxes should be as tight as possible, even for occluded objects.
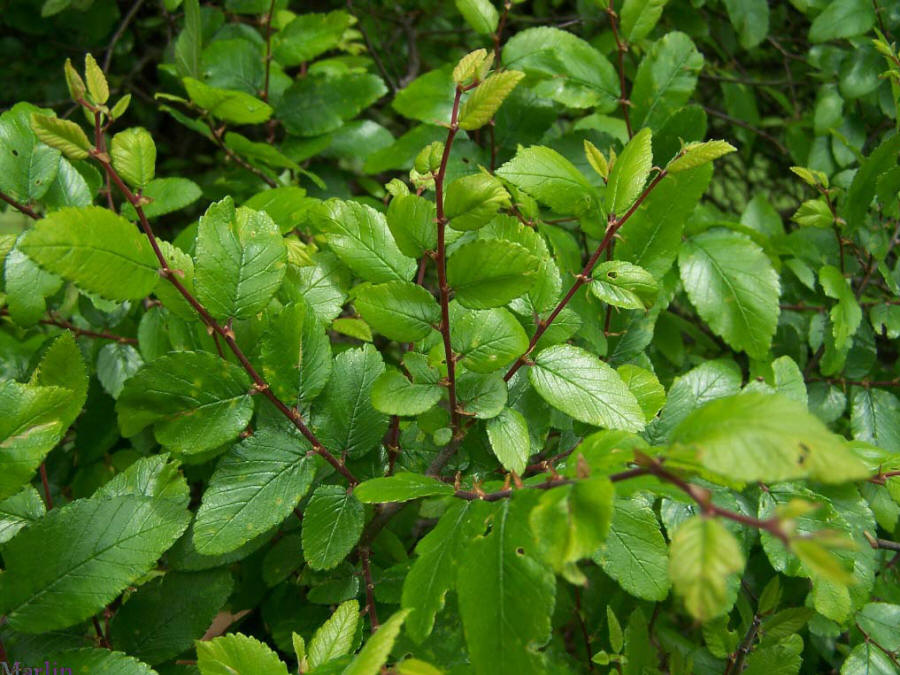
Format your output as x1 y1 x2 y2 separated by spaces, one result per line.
108 570 233 665
630 32 703 130
354 281 440 342
502 27 619 110
355 473 454 503
668 515 744 622
30 330 89 427
273 10 353 66
667 140 737 173
0 380 72 501
723 0 769 49
95 454 189 504
260 299 332 407
174 0 201 79
457 497 555 675
96 343 143 399
0 486 45 544
0 102 61 202
851 387 900 451
403 500 491 643
457 371 508 419
386 194 438 257
313 199 417 283
455 0 499 34
3 245 63 326
857 603 900 653
193 429 316 555
445 174 511 231
308 599 359 668
276 73 387 137
84 53 109 105
0 495 190 632
842 134 900 232
343 608 411 675
605 128 653 216
618 364 666 422
196 633 289 675
596 498 671 601
451 305 529 373
121 177 202 220
486 407 530 475
20 206 159 302
620 0 667 42
313 344 388 459
617 163 712 278
44 649 157 674
671 392 870 484
530 477 614 579
840 642 898 675
447 240 537 309
678 229 780 359
393 65 457 123
183 77 273 124
496 145 599 215
371 369 442 416
116 351 254 456
302 484 365 571
820 265 862 350
20 206 159 300
110 127 156 189
529 344 645 431
194 197 287 320
459 71 524 130
590 260 658 310
792 199 833 229
30 113 92 160
809 0 874 43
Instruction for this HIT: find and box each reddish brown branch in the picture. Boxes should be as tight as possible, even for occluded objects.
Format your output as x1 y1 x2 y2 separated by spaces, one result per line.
606 0 632 138
0 190 39 220
359 546 380 631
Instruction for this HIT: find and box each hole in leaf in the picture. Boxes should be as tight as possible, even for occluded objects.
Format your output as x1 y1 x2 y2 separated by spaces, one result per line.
515 546 525 555
607 271 617 279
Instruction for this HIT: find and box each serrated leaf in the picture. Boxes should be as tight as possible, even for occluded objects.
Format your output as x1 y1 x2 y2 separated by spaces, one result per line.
196 633 289 675
355 473 454 503
451 305 529 373
596 498 671 601
445 174 511 231
0 495 190 632
671 392 869 484
630 32 703 130
679 229 779 359
403 500 491 643
486 407 530 475
313 199 417 283
30 113 91 160
193 429 316 555
618 364 665 422
820 265 862 350
302 484 364 571
371 369 442 416
260 299 332 407
309 599 359 668
590 260 658 310
604 128 653 217
183 77 273 125
0 102 61 202
0 486 45 544
45 649 157 674
459 71 524 130
386 193 437 258
276 73 386 137
447 239 537 309
354 281 440 342
529 344 645 431
313 345 388 459
194 197 286 320
272 10 353 66
116 351 254 456
667 140 736 173
457 496 555 675
343 609 411 675
111 127 156 189
496 145 599 215
96 342 143 399
84 53 109 105
455 0 499 34
620 0 668 42
109 569 233 665
669 516 744 622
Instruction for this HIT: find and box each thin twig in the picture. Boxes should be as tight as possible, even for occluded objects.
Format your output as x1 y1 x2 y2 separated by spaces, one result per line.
606 0 632 138
504 170 669 381
84 110 358 486
40 463 53 510
103 0 147 71
702 106 788 155
360 546 380 631
261 0 276 102
0 189 39 219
